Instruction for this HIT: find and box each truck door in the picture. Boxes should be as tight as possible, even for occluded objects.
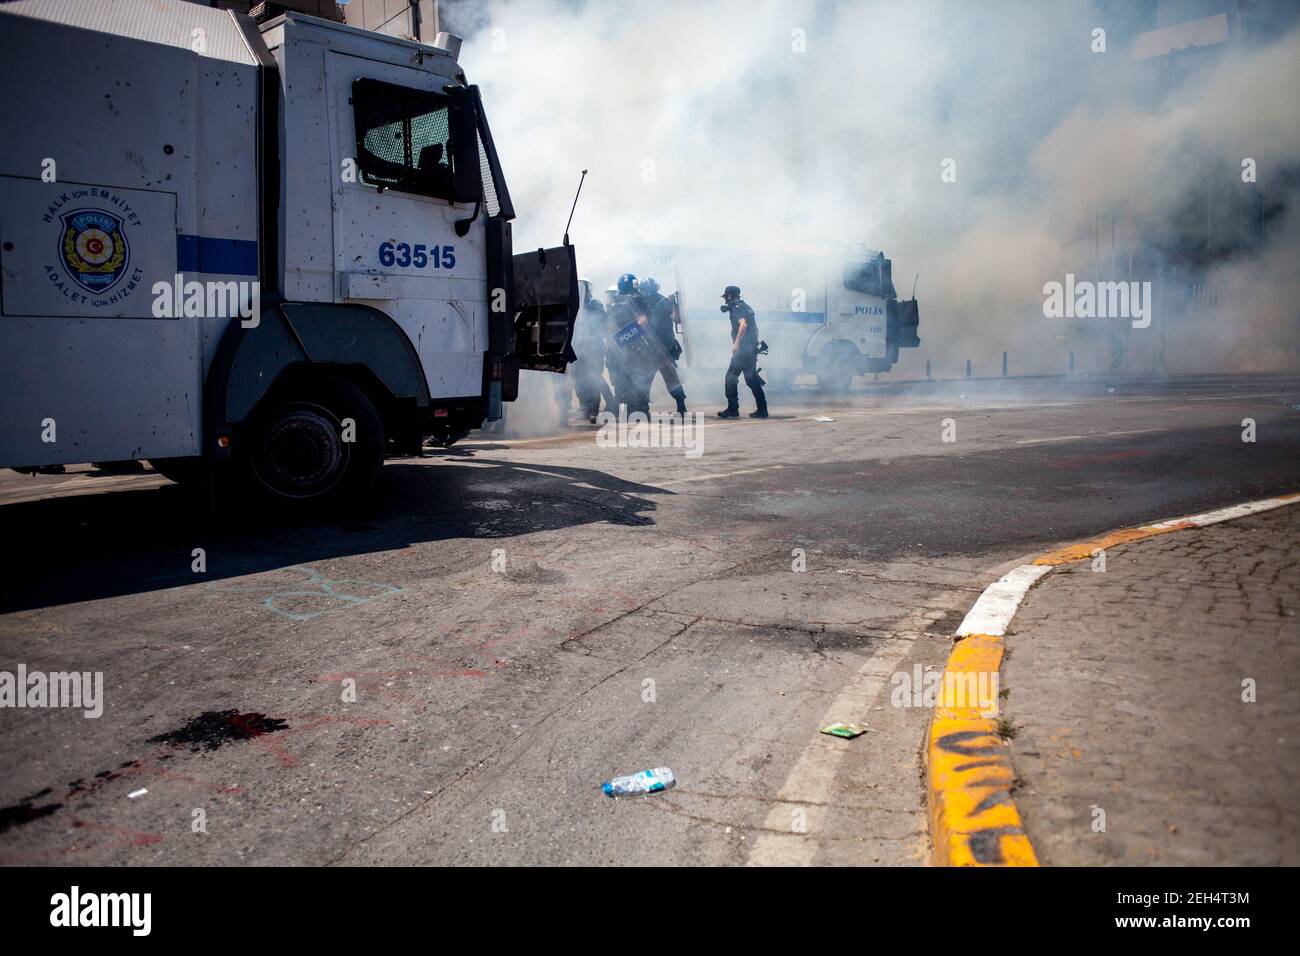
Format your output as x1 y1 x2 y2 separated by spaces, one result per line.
326 55 487 401
511 244 578 373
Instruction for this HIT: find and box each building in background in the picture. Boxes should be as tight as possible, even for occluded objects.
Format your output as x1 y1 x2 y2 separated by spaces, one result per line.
342 0 437 42
183 1 439 41
1130 0 1299 75
1062 0 1300 375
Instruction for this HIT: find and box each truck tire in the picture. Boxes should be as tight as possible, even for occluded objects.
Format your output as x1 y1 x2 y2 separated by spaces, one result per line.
816 345 857 394
239 374 384 515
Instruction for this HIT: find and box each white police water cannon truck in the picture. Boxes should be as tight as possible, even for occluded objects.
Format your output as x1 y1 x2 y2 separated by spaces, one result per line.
634 243 920 392
0 0 578 512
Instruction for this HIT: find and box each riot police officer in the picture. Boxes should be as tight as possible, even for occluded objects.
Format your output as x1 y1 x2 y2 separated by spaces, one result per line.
604 273 642 412
638 276 686 408
638 277 682 363
718 285 767 418
607 274 688 416
571 279 614 422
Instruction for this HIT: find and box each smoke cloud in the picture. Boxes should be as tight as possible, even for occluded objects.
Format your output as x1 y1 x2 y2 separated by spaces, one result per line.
445 0 1300 381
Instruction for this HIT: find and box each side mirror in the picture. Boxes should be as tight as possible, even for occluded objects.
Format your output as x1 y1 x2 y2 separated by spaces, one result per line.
447 97 482 204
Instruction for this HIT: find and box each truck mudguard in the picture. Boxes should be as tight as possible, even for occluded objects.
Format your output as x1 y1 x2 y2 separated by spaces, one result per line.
205 302 430 454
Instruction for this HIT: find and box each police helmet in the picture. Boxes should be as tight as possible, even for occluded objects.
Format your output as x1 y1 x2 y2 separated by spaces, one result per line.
722 285 741 299
617 273 638 295
640 276 660 296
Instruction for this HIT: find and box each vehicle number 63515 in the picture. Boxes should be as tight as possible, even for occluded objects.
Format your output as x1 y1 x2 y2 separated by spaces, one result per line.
378 242 455 269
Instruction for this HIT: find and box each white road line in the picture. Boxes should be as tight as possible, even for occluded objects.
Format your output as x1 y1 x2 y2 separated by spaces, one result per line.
1014 434 1087 445
1187 392 1290 401
746 604 945 866
1015 427 1167 445
955 565 1052 637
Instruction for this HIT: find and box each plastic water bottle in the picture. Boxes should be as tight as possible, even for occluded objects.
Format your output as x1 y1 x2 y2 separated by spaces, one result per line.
601 767 676 797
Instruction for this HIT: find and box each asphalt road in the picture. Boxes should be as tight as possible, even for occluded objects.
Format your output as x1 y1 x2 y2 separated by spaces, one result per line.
1 374 1297 865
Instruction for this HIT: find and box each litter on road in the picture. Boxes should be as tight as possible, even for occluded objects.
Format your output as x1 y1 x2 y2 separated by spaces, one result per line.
601 768 676 796
820 722 869 739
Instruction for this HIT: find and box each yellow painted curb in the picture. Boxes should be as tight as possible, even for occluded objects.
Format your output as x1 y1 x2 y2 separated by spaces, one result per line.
924 491 1300 866
928 717 1038 866
1032 524 1191 565
925 634 1038 866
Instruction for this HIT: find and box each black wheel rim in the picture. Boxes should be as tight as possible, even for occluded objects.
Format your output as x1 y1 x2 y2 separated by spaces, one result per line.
251 401 348 499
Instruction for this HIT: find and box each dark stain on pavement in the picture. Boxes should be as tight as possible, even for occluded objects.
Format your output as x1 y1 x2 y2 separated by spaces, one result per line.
0 791 62 834
148 710 289 753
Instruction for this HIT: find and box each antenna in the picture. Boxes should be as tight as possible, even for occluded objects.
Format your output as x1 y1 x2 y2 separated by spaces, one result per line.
563 169 588 247
911 272 919 299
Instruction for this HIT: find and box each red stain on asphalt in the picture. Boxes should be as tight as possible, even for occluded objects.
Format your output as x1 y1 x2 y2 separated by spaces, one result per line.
121 760 243 795
241 713 394 769
70 818 163 848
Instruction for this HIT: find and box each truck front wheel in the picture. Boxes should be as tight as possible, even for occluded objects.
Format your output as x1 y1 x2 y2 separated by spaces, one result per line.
240 374 384 514
815 346 857 394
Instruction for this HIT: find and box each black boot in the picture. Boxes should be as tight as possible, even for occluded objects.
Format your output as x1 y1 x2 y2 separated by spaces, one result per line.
670 385 688 416
749 406 769 419
720 377 740 418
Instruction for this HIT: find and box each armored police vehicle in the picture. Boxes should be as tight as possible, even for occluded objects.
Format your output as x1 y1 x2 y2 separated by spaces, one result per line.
0 0 577 512
634 243 920 391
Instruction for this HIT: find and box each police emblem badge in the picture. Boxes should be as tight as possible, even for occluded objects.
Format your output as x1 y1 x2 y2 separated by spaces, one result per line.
59 208 130 294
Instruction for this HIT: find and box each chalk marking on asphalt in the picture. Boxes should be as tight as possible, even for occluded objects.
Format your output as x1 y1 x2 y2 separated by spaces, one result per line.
927 490 1300 867
661 465 784 486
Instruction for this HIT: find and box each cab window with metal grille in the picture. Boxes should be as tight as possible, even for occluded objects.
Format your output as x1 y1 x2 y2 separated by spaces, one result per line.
353 78 477 203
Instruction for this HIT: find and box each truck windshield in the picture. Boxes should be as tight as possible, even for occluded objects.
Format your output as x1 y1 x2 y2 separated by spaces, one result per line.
842 257 896 299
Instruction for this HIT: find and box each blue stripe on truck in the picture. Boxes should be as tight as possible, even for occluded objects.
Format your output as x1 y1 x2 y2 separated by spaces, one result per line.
686 308 826 324
176 234 259 276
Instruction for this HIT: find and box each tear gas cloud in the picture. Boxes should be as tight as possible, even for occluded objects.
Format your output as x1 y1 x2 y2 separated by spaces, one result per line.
444 0 1300 384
